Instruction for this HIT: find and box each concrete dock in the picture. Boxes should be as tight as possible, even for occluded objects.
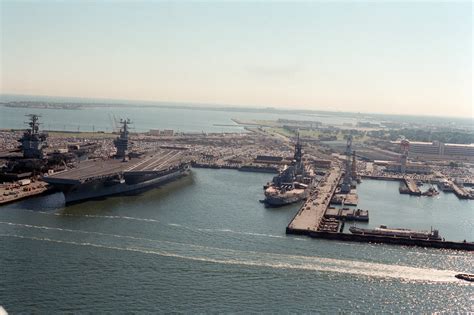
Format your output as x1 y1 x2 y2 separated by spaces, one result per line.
451 181 473 199
363 174 473 200
331 192 358 206
406 178 420 194
287 166 342 232
0 181 50 205
286 166 474 251
325 207 369 222
401 178 421 195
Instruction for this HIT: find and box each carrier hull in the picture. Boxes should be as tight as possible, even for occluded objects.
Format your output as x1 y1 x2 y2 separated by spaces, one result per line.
61 167 190 204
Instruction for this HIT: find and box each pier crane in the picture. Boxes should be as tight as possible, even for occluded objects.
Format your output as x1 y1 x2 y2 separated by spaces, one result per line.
341 135 353 193
400 139 410 175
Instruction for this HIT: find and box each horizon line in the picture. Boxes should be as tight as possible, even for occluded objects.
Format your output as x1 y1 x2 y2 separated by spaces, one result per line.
0 92 471 121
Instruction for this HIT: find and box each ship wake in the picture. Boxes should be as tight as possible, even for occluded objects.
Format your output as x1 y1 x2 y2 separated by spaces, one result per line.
0 221 463 284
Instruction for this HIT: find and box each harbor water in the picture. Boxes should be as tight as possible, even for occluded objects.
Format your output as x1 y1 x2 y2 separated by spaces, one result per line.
0 102 357 133
0 169 472 313
3 95 472 133
355 180 474 241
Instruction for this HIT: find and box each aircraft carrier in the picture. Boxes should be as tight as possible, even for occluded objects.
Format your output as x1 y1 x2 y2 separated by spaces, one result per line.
43 119 190 204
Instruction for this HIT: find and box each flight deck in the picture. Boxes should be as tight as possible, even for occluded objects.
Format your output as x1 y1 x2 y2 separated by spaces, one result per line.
44 149 187 185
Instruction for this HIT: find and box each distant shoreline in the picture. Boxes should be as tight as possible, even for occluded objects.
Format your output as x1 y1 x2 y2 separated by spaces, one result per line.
2 102 83 110
1 100 360 117
1 94 471 122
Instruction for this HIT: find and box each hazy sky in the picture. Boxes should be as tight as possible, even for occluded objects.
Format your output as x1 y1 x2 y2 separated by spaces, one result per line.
1 1 472 117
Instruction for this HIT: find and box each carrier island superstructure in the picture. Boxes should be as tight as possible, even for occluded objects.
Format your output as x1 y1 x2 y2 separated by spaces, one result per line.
43 119 190 204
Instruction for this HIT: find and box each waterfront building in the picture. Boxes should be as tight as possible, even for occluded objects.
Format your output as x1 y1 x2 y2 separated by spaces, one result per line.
391 140 474 161
254 155 284 164
384 162 431 174
312 159 332 169
148 129 174 136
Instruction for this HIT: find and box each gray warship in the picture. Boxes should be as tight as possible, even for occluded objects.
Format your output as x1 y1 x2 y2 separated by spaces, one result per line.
0 114 98 181
44 119 190 204
263 135 314 206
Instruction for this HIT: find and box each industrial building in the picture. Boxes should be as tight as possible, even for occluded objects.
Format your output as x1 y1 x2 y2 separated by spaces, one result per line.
391 140 474 161
384 162 431 174
148 129 174 136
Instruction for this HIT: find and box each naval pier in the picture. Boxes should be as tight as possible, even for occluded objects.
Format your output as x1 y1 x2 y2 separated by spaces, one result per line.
286 166 342 233
399 178 421 195
286 164 474 251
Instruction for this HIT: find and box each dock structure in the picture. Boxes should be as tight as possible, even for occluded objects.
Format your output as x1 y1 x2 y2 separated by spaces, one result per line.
325 207 369 222
0 181 50 205
450 181 473 199
400 178 421 195
287 166 342 232
363 174 473 200
331 192 358 206
286 166 474 251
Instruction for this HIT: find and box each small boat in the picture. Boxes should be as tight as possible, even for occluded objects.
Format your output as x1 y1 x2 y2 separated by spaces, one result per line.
455 274 474 282
422 186 439 197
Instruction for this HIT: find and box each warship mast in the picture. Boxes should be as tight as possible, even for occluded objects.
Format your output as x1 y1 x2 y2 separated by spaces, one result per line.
341 134 353 193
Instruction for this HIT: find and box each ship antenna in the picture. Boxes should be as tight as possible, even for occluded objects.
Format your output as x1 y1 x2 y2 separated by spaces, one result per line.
293 130 302 163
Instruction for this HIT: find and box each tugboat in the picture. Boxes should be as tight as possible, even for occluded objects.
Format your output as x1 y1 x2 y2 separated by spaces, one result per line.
263 134 314 207
455 274 474 282
422 186 439 197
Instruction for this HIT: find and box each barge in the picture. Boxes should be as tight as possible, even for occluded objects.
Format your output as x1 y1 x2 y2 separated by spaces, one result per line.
349 225 441 241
